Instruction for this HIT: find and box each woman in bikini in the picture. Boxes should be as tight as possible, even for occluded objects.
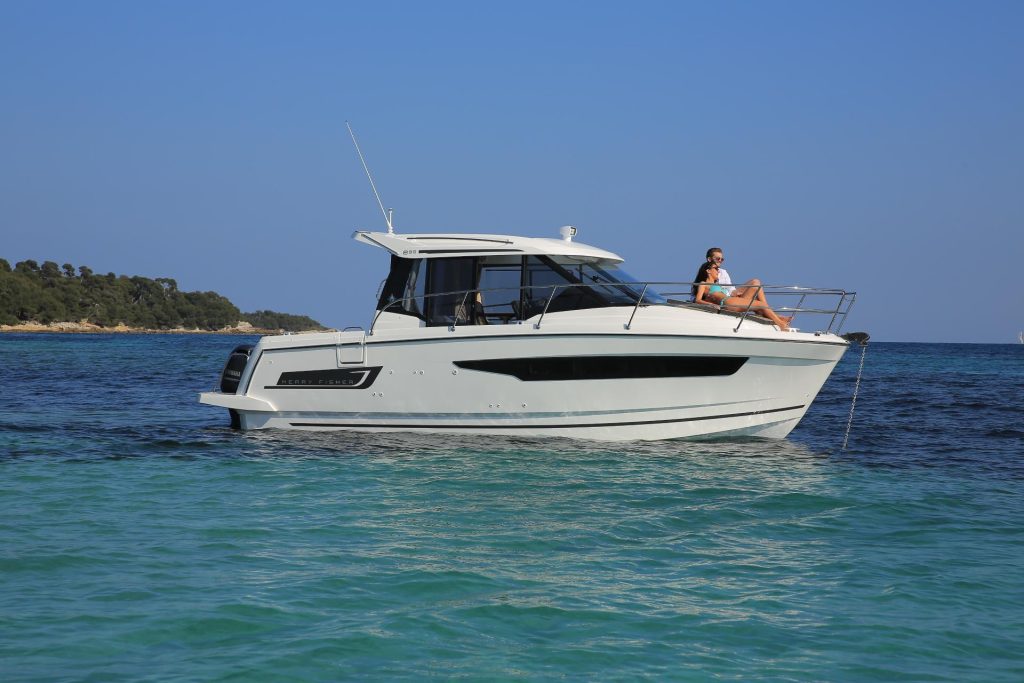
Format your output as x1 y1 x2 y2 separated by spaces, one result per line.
692 262 791 331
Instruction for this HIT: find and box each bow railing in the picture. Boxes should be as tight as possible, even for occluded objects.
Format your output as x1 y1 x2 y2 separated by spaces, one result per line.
368 282 856 336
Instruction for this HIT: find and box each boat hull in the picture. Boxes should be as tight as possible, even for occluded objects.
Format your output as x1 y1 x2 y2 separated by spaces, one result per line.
200 322 847 442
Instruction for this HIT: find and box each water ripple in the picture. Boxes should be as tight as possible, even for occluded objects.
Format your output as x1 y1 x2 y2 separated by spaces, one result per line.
1 337 1023 680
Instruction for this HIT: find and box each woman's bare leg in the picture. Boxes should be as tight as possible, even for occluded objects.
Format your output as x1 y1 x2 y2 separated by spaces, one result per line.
733 279 780 314
723 288 790 331
731 278 761 299
760 307 790 331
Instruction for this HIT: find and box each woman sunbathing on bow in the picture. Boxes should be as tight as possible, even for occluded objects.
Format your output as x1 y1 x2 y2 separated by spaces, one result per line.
692 262 792 331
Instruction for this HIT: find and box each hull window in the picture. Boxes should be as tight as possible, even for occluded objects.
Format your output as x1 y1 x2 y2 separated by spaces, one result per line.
454 355 747 381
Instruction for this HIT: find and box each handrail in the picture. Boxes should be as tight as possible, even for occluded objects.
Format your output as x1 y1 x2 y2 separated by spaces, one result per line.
625 283 649 330
536 285 560 329
734 287 759 333
368 280 856 336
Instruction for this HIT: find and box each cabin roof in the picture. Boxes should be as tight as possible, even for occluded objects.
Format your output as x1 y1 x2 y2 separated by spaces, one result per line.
352 230 624 263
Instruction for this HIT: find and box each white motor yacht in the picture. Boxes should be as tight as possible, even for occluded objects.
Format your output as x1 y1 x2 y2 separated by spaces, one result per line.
199 227 856 441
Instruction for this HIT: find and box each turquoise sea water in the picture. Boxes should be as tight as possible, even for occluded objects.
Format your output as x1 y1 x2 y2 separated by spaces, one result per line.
1 334 1022 681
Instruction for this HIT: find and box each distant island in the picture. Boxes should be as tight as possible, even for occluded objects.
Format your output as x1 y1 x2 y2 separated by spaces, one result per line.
0 259 327 334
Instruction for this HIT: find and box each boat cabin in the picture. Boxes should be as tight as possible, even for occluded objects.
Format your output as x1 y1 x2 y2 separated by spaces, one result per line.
355 230 665 326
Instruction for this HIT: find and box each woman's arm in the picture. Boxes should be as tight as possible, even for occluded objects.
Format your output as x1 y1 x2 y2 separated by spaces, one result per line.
694 283 713 304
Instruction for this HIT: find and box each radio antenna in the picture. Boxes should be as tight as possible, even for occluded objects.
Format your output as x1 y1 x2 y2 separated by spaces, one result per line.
346 121 394 234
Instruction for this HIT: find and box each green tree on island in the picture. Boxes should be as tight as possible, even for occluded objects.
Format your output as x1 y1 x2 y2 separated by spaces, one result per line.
0 259 325 332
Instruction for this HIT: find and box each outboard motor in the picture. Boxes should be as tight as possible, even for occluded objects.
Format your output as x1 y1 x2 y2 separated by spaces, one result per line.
217 344 252 393
219 344 254 394
218 344 254 429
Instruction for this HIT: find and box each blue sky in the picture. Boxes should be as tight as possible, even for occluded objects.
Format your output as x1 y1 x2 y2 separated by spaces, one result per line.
2 1 1021 342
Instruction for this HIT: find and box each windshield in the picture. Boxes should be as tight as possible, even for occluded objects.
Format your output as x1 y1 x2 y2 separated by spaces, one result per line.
562 259 666 305
522 256 665 316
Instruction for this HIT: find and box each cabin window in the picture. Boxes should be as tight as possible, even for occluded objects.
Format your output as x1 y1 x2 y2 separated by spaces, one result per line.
426 257 476 326
376 252 664 324
523 256 610 316
403 259 426 318
477 257 523 323
376 256 426 319
377 256 412 313
567 259 665 306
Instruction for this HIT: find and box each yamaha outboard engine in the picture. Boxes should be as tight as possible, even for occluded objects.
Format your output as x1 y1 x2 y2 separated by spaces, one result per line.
219 344 254 393
218 344 254 428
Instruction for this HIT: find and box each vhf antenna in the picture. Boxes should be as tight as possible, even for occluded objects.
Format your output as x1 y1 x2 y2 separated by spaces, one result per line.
346 121 394 234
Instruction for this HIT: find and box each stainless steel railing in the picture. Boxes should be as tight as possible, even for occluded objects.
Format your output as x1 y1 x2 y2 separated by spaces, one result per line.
367 281 856 336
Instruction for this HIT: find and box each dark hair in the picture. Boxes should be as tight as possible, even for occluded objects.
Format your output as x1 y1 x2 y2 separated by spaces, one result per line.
706 247 723 260
691 261 718 298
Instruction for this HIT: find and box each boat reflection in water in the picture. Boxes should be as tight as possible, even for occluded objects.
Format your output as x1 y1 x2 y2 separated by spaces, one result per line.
200 227 856 441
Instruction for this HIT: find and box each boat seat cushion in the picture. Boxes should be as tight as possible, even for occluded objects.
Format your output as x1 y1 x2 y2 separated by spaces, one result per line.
666 299 775 325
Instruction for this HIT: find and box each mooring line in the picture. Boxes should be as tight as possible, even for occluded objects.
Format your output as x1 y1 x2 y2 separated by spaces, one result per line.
842 337 868 451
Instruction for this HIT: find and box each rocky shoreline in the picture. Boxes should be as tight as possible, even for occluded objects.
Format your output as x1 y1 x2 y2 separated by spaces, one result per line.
0 321 326 335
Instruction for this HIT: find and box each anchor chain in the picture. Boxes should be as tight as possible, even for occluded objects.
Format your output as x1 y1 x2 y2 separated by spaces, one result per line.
841 335 869 451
